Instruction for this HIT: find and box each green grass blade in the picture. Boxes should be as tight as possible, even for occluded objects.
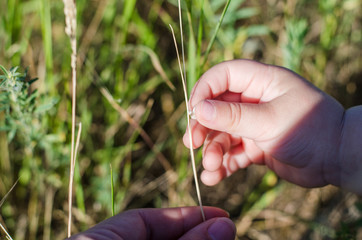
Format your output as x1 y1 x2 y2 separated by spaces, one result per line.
187 32 196 93
39 0 54 91
120 0 137 45
0 65 8 76
202 0 231 68
196 0 205 80
184 5 197 93
178 0 187 85
5 0 17 45
74 160 85 213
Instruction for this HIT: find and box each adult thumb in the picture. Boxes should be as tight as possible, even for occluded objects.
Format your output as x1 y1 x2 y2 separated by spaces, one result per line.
179 217 235 240
193 99 273 139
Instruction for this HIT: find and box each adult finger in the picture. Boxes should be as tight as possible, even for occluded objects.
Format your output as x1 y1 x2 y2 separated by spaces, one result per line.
67 206 230 240
179 217 236 240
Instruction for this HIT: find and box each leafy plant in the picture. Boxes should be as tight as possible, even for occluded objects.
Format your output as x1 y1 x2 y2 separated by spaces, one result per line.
0 65 63 239
0 66 47 145
0 0 360 239
282 18 308 73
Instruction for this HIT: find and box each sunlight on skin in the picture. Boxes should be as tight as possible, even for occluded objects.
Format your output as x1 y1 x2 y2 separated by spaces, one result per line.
183 60 347 189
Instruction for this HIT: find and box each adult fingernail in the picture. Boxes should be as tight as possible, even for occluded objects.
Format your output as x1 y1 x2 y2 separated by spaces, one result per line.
199 100 215 121
208 218 235 240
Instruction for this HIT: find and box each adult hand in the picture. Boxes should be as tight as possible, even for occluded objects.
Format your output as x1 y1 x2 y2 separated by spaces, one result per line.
184 60 345 188
67 206 236 240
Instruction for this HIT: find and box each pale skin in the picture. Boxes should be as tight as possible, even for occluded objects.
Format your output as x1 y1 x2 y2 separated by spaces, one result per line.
184 59 362 194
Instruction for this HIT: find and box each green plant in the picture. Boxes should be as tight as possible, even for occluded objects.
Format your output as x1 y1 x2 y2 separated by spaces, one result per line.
0 0 360 239
282 18 309 73
0 66 58 151
168 0 269 92
0 65 64 240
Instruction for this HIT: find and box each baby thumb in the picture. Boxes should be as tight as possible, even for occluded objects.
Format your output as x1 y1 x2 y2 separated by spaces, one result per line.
193 100 271 139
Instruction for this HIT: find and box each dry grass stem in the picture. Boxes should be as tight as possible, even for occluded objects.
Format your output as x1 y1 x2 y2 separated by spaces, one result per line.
62 0 79 237
0 179 18 240
74 123 82 161
170 24 205 221
137 45 176 91
0 223 13 240
43 187 55 240
78 0 109 64
0 179 18 208
99 86 173 172
119 171 178 211
176 0 205 221
67 123 82 236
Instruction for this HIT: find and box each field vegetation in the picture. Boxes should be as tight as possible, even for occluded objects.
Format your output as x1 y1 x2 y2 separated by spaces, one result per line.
0 0 361 239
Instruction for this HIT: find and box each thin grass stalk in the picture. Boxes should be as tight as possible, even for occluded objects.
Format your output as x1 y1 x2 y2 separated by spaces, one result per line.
84 57 173 173
98 85 173 172
201 0 231 68
0 178 18 208
0 179 18 240
110 164 115 216
72 123 85 217
176 0 205 221
67 123 82 236
62 0 78 236
74 123 82 161
0 222 13 240
42 186 55 240
170 24 205 222
78 0 108 65
136 45 175 90
28 187 39 240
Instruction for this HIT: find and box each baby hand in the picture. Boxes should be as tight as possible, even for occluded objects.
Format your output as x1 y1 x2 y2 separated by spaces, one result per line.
184 60 344 188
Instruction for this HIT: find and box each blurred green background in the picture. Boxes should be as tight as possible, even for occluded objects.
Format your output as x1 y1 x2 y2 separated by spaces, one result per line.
0 0 361 239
